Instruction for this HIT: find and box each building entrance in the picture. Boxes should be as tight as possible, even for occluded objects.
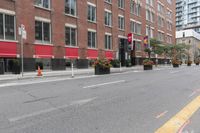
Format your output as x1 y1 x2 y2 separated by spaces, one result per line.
119 38 128 66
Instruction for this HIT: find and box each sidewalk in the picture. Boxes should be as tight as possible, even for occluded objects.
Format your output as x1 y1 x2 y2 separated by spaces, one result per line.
0 65 172 82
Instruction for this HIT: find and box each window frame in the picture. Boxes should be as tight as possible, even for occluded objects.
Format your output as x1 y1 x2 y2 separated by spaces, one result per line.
88 30 97 49
65 0 77 16
118 0 125 9
87 3 96 22
105 33 112 50
105 10 112 27
118 15 125 30
34 0 51 9
35 20 51 44
0 13 16 41
65 26 77 47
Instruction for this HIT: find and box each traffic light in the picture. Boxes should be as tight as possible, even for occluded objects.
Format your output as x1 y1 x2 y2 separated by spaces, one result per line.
127 41 132 52
127 33 133 52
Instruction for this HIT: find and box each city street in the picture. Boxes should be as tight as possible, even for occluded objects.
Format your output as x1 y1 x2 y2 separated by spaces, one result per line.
0 66 199 133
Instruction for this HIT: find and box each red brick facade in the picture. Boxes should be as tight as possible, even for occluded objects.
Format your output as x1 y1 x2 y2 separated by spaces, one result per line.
0 0 175 71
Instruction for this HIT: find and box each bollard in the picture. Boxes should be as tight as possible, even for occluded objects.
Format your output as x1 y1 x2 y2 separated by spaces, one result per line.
120 62 122 72
71 62 74 78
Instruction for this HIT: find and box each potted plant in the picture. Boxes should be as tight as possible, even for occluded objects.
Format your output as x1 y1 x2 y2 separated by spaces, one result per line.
172 59 180 68
110 59 120 68
12 59 20 74
187 60 192 66
93 58 112 75
143 59 154 70
194 59 199 65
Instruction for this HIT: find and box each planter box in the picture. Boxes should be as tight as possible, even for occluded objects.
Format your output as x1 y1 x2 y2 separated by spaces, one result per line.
143 65 153 70
173 64 179 68
95 66 110 75
187 63 191 66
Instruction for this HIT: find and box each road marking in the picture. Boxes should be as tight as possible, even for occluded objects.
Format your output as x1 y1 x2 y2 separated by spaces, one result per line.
189 91 196 98
0 75 97 88
70 97 97 106
156 111 168 119
170 70 182 74
178 120 190 133
83 80 125 89
8 97 97 122
155 95 200 133
0 66 172 88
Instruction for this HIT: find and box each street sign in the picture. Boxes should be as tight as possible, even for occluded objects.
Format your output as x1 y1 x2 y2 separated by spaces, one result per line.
18 24 27 40
22 30 27 40
127 33 133 43
127 33 134 51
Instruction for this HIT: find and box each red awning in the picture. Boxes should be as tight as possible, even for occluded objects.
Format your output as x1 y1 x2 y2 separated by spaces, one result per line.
87 49 98 59
0 41 17 57
105 51 114 59
34 44 53 58
65 47 79 59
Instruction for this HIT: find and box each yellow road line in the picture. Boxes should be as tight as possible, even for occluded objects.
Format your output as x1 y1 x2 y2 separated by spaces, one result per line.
155 95 200 133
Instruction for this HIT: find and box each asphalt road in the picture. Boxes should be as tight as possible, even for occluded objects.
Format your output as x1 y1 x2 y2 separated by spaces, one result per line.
0 65 200 133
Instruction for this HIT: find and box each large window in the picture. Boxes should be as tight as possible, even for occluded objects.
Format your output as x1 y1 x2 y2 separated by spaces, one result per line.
158 31 165 42
105 0 112 4
135 41 141 51
88 4 96 22
130 21 141 35
118 15 125 30
146 0 154 7
167 21 172 31
105 11 112 26
146 9 154 22
65 27 76 46
105 34 112 50
34 0 50 9
118 0 124 9
35 20 51 43
158 15 165 27
0 13 15 40
135 3 141 16
130 0 135 14
65 0 76 16
158 3 164 13
88 31 96 48
146 26 154 38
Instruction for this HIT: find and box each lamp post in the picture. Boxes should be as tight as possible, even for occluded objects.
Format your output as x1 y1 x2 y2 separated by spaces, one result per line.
18 24 26 77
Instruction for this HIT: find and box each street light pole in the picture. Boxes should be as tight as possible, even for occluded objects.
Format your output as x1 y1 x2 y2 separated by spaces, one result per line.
21 32 24 77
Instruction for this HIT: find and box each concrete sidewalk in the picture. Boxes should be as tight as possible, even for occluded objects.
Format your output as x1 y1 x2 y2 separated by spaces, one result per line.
0 65 172 82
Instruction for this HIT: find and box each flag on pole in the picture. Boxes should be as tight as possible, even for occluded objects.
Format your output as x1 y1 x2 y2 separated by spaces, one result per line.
144 36 148 48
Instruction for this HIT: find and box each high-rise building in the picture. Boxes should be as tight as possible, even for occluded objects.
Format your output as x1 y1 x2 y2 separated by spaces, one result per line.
176 0 200 33
0 0 175 73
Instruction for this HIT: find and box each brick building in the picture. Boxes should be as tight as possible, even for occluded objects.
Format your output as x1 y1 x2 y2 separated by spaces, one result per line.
0 0 175 73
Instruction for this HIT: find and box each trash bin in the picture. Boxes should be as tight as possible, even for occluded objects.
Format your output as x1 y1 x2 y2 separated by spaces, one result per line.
0 61 4 75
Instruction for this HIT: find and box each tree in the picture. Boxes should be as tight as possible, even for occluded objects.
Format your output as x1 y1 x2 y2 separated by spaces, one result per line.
144 38 162 59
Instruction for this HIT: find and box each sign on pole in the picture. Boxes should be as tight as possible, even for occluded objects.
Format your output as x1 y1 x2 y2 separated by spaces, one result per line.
144 36 148 48
127 33 133 51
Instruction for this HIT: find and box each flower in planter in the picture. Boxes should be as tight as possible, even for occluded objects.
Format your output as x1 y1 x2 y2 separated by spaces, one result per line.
143 59 154 65
187 60 192 64
93 58 112 68
172 59 181 65
194 59 200 64
110 59 120 68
